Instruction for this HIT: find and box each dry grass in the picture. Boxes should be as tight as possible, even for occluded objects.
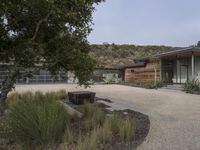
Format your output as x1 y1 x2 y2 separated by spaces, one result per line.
2 92 138 150
119 117 136 143
77 129 99 150
3 91 70 149
6 90 67 109
98 121 113 144
83 103 105 130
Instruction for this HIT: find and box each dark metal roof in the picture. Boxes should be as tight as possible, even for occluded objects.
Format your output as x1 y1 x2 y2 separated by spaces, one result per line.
114 63 146 70
155 46 200 57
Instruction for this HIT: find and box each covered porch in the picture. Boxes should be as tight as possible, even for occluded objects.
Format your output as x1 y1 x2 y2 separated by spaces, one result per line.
158 47 200 84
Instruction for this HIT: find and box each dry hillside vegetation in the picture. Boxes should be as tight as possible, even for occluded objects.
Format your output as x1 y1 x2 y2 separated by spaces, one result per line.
90 44 175 68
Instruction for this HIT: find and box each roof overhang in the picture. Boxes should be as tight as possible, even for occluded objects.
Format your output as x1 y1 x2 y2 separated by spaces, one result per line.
155 46 200 58
116 63 146 70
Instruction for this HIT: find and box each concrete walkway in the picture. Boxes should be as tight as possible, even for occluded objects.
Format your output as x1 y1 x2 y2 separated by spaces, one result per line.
15 84 200 150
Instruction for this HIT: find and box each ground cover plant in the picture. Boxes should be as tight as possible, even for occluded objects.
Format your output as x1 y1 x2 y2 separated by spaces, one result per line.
0 91 150 150
121 81 165 89
1 90 69 150
183 79 200 94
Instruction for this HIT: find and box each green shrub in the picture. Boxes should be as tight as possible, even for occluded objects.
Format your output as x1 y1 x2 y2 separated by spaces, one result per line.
5 96 70 149
121 81 165 89
119 118 136 143
183 79 200 94
143 81 164 89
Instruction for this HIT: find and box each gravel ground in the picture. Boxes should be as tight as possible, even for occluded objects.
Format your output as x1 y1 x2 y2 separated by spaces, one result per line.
15 84 200 150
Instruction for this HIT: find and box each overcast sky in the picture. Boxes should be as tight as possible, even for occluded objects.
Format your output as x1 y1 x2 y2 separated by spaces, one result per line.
88 0 200 47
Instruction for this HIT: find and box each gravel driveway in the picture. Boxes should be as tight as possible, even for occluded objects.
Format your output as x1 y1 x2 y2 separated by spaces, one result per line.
15 84 200 150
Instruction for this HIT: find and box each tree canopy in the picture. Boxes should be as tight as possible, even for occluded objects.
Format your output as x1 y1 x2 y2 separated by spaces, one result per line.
0 0 104 114
197 41 200 47
0 0 104 85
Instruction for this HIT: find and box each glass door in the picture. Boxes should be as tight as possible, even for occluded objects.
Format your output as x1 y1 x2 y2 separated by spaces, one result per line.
180 65 188 84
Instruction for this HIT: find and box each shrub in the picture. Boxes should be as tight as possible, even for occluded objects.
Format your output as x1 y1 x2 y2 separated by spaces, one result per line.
119 118 136 143
5 96 70 149
183 79 200 94
143 81 164 89
122 81 165 89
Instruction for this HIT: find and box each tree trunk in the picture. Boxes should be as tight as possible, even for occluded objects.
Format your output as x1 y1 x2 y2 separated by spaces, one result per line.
0 72 17 115
0 89 8 115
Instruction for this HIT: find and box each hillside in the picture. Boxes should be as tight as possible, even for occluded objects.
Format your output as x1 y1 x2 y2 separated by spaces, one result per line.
90 44 175 68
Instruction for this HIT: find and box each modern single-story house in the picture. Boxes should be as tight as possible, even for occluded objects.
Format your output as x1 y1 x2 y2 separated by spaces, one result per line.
1 46 199 85
0 64 122 85
120 58 160 83
122 46 200 84
0 64 68 84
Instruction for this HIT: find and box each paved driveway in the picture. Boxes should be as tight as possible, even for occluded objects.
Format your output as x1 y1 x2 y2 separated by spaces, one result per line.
15 84 200 150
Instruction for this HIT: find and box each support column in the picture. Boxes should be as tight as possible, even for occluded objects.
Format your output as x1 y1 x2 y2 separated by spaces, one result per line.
192 54 195 79
176 56 178 83
160 58 162 81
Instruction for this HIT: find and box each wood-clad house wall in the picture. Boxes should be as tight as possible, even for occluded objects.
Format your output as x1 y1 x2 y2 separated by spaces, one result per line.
124 60 160 83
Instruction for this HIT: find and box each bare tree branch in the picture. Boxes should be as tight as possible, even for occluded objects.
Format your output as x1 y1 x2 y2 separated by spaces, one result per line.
30 11 51 41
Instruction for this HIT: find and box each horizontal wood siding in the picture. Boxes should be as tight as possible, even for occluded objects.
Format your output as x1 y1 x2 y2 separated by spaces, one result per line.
125 61 160 83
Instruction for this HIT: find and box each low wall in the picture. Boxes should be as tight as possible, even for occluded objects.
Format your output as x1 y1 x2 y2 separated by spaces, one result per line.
125 61 160 83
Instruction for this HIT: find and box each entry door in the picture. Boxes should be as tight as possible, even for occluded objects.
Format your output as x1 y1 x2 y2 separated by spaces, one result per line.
180 65 188 84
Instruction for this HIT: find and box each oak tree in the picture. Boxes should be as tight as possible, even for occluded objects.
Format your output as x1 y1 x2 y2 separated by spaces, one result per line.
0 0 104 114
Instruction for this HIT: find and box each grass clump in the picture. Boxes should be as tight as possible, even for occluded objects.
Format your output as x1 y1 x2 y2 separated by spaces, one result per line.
6 92 20 109
6 90 67 109
77 129 99 150
183 79 200 94
64 126 74 144
119 117 136 143
121 81 165 89
83 103 105 130
5 93 70 149
3 92 138 149
104 113 121 134
45 89 67 101
0 117 12 139
98 120 113 144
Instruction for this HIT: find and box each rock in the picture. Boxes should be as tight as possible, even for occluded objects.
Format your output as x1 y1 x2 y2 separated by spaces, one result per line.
58 101 83 118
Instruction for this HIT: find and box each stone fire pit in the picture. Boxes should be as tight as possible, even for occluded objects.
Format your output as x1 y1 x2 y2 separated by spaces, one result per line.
68 91 96 105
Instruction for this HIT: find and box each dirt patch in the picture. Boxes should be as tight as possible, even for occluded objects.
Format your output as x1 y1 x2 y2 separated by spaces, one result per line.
99 109 150 150
70 101 150 150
